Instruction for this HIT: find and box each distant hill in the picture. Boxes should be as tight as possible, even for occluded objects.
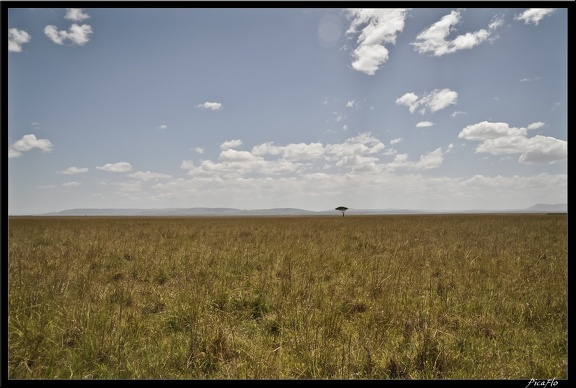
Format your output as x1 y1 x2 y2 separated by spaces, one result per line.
524 203 567 213
31 203 567 216
39 207 319 216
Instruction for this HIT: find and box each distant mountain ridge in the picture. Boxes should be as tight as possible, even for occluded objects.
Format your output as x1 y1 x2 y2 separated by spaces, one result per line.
525 203 567 212
30 203 567 216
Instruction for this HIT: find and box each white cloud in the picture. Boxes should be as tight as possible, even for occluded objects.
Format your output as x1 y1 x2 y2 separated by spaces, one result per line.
253 141 325 161
517 136 568 164
63 181 81 187
127 171 173 181
415 147 449 170
220 149 260 163
458 121 527 141
8 28 31 52
162 136 567 211
220 139 243 150
416 121 434 127
8 134 53 158
451 111 467 118
527 122 545 130
179 132 457 183
8 148 23 159
44 23 93 46
349 44 390 75
197 102 223 111
58 166 89 175
159 124 167 129
395 93 419 112
411 10 499 56
324 133 386 173
390 138 402 145
281 143 325 161
345 8 409 75
96 162 132 172
396 89 458 114
65 8 90 22
458 121 566 164
385 145 452 171
514 9 554 25
194 147 204 154
251 142 282 156
427 89 458 112
520 77 540 83
346 100 357 108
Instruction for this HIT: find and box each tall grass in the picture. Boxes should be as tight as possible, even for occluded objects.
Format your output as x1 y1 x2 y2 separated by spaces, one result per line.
7 214 567 379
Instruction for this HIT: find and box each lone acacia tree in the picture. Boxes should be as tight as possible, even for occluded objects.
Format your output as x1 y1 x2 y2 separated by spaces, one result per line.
335 206 348 217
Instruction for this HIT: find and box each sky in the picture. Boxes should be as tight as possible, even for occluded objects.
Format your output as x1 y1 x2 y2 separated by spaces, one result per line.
6 6 568 214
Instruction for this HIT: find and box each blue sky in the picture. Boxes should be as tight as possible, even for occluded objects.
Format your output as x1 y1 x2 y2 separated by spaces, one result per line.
7 7 568 214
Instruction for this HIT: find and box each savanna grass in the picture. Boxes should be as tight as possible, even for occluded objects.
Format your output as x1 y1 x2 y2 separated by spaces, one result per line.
7 214 567 379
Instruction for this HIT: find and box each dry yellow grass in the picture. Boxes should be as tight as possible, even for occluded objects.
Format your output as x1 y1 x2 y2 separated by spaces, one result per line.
8 214 567 379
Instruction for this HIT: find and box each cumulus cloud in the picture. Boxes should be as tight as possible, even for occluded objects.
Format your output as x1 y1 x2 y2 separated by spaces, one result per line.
8 28 31 52
395 93 419 112
411 10 501 56
8 134 53 158
416 121 434 127
63 181 81 187
251 142 283 156
396 89 458 114
180 131 452 182
514 9 554 25
127 171 173 181
281 143 326 161
197 102 223 111
345 8 409 75
159 124 167 129
517 136 568 164
386 145 453 171
44 23 92 46
96 162 132 172
458 121 566 164
58 166 89 175
65 8 90 22
220 149 260 163
220 139 243 150
527 122 545 130
43 8 92 46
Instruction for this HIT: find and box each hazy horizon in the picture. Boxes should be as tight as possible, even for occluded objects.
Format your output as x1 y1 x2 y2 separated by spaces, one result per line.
7 7 568 214
8 202 567 217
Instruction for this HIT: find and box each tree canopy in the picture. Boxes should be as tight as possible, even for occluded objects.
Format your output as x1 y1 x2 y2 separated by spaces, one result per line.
335 206 348 216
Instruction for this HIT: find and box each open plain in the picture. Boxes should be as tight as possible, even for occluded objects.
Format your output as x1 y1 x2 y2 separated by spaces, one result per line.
7 214 567 379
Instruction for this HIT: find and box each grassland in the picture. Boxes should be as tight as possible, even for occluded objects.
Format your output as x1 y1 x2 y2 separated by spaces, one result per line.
7 214 567 379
